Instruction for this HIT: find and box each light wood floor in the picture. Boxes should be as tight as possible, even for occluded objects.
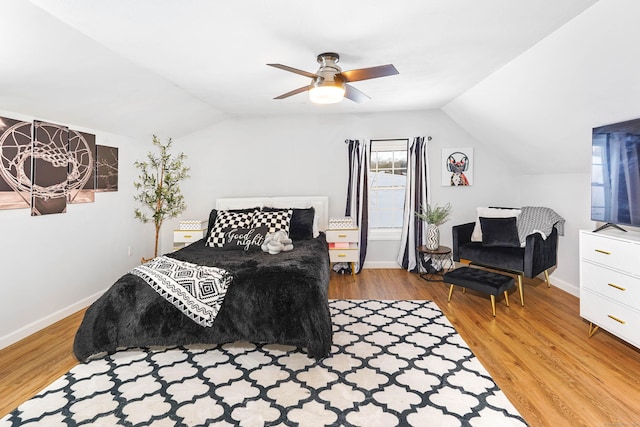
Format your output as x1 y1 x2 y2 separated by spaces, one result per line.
2 269 640 426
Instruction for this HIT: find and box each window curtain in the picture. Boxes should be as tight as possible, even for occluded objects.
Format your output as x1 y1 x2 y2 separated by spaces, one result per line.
345 139 370 274
397 136 430 271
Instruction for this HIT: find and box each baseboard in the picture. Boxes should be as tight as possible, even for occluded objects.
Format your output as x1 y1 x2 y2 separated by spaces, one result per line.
549 276 579 297
362 261 402 269
0 288 106 350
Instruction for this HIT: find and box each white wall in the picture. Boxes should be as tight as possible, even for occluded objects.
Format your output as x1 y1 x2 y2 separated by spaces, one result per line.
444 0 640 295
515 174 592 296
0 110 154 349
166 109 518 267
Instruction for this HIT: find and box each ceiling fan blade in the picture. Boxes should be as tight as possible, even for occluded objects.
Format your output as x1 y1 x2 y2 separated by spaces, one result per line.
274 85 309 100
344 84 370 103
267 63 318 79
341 64 399 82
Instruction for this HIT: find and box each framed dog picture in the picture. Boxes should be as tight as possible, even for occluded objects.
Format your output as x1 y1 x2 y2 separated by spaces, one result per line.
442 148 473 186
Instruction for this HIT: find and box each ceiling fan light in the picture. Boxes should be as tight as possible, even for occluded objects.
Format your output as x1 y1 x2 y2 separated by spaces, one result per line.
309 84 345 104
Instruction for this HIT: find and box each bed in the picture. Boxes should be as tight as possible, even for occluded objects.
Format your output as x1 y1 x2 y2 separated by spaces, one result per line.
73 196 333 361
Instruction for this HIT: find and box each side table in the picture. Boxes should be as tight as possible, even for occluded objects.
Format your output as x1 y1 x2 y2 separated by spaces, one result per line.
326 228 359 277
173 228 207 251
417 245 454 281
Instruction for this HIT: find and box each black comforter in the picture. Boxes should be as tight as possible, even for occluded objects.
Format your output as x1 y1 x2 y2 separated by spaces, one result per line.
73 234 332 361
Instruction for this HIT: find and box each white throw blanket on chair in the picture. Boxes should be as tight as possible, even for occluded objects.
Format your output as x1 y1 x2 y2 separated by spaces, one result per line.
517 206 565 245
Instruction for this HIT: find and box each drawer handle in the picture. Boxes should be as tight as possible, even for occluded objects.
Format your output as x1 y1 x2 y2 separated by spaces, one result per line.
607 283 626 291
338 254 346 257
607 314 626 324
338 234 347 238
183 235 192 238
595 249 611 255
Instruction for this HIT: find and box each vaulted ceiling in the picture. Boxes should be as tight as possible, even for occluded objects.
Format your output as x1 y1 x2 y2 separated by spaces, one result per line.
2 0 598 139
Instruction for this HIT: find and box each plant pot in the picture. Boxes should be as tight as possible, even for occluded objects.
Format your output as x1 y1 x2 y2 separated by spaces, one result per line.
426 224 440 250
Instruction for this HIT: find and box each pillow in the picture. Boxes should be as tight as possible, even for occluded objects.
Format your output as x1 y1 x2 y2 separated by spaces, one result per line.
251 209 293 234
267 202 320 238
220 226 269 251
263 207 315 240
206 208 259 238
206 209 257 248
479 217 521 247
471 207 522 242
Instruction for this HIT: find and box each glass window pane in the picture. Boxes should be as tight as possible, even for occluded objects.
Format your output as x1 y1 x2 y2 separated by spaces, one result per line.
369 139 409 229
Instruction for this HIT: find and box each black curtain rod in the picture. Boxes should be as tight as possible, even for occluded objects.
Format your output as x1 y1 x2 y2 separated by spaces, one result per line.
344 136 432 143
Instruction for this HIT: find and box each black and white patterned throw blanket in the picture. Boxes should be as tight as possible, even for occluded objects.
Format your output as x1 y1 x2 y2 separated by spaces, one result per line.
130 256 233 327
517 206 565 244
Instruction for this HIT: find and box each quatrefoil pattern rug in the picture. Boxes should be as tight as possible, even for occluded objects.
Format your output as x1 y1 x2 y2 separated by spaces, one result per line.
1 300 527 426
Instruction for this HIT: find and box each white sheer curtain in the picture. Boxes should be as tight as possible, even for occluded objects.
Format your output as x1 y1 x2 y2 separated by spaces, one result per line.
345 139 370 274
397 136 430 271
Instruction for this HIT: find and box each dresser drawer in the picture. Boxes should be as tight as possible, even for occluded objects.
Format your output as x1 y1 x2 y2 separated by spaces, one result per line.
581 289 640 349
329 249 359 262
581 261 640 306
174 229 206 243
580 232 640 274
326 229 359 243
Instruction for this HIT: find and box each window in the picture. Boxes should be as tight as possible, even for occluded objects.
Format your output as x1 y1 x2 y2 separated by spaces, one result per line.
369 139 408 230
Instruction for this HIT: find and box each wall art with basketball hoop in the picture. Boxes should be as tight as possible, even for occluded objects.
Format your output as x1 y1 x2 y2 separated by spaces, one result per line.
68 130 96 204
0 115 113 214
32 121 70 215
0 117 32 210
96 145 118 192
442 147 473 186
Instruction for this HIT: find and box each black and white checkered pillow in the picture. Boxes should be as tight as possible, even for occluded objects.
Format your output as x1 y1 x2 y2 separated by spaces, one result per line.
251 209 293 234
206 210 256 247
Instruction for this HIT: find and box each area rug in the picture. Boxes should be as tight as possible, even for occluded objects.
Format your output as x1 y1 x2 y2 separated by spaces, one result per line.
1 300 527 426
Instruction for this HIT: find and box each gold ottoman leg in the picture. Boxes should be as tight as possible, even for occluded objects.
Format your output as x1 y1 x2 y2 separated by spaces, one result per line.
504 290 510 307
491 295 496 317
448 285 454 302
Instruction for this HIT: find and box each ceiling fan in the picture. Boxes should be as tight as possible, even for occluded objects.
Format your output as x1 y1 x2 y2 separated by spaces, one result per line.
267 52 399 104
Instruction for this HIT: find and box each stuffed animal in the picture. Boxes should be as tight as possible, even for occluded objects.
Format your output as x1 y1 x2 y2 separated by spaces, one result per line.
261 230 294 254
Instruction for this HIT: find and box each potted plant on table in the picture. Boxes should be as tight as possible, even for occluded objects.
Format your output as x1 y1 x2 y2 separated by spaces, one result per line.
134 135 190 261
416 203 453 250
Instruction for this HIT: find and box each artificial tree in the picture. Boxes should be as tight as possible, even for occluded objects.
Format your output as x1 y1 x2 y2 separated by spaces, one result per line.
134 135 190 259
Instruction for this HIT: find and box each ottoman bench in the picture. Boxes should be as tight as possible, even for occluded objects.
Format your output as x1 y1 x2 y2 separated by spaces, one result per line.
443 267 517 316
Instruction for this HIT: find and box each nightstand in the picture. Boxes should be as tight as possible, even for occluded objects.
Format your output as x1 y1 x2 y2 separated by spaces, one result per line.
173 228 207 251
326 228 359 276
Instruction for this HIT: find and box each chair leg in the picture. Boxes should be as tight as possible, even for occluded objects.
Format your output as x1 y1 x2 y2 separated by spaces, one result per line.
504 291 510 307
544 270 551 288
517 275 524 306
448 285 454 302
491 295 496 317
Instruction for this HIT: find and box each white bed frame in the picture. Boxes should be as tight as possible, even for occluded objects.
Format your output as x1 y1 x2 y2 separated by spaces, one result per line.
215 196 329 232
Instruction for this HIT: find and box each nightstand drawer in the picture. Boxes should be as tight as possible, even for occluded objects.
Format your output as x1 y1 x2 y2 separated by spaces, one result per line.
174 229 206 243
329 249 359 262
326 229 359 242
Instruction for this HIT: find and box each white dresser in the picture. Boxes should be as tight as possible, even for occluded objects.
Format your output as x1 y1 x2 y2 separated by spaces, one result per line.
579 229 640 349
